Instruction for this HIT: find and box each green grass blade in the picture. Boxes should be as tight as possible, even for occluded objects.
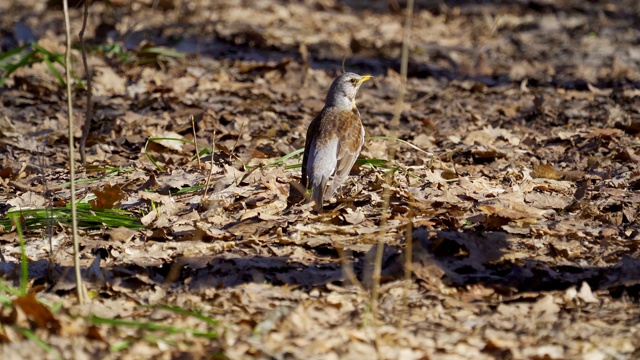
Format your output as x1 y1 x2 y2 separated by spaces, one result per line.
148 137 194 144
0 294 13 306
10 215 29 296
144 137 197 172
90 315 218 339
16 327 56 354
0 204 143 231
32 43 57 58
191 145 212 161
357 158 390 168
32 43 66 66
284 163 301 170
258 148 389 171
250 148 303 170
0 49 37 71
139 47 185 58
2 55 41 74
0 49 39 87
144 138 165 172
172 185 206 194
110 340 133 352
0 44 29 62
144 334 177 346
42 56 66 87
59 166 134 187
0 280 23 304
152 304 218 326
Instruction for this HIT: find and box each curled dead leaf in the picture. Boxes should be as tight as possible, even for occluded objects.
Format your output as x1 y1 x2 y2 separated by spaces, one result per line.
531 163 560 180
13 292 61 333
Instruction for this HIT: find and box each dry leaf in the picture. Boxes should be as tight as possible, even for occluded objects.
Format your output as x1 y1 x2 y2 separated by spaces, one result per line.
13 292 61 333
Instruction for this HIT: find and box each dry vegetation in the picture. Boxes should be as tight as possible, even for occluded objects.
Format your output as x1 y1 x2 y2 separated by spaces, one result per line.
1 0 640 359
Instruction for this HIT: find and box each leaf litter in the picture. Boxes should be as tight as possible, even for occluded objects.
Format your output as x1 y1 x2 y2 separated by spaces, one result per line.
1 0 640 358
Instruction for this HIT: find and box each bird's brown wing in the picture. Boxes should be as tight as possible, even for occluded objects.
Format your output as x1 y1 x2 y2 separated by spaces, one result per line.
302 108 364 208
302 107 346 189
301 111 323 190
324 110 364 199
302 108 342 211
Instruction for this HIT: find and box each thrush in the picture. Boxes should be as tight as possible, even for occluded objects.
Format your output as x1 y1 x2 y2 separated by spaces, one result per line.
301 72 373 212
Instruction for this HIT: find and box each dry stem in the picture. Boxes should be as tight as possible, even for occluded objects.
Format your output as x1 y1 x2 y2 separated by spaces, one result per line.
62 0 85 304
371 0 414 353
203 129 217 198
191 115 201 168
79 0 93 166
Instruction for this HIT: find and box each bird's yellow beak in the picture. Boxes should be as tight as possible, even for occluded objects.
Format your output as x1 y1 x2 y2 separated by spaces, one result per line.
359 75 373 84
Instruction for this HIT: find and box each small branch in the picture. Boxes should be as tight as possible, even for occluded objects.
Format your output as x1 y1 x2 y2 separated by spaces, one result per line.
62 0 85 305
336 244 365 292
203 129 217 198
79 0 93 166
371 0 414 353
230 121 245 164
191 115 201 168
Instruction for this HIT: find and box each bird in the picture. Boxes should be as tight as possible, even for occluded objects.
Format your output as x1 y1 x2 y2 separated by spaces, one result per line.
301 72 373 212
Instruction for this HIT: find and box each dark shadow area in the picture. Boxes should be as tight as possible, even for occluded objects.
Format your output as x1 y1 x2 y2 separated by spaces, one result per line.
413 229 640 299
102 0 639 89
3 0 638 94
2 227 639 303
340 0 640 26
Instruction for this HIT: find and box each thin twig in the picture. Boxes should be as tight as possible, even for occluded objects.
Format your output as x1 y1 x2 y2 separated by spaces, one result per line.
174 0 184 22
230 121 245 165
404 200 415 285
203 129 217 198
371 0 414 353
336 244 365 291
191 115 201 168
62 0 85 305
79 0 93 167
399 201 415 328
37 145 57 283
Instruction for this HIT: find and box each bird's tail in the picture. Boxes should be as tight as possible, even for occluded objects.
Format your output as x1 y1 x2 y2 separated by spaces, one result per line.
311 185 324 212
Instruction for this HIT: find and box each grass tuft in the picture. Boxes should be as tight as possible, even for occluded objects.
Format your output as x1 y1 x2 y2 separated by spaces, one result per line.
0 203 143 231
0 43 70 87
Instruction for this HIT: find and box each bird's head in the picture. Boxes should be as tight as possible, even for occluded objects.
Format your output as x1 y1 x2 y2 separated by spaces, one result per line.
325 72 373 110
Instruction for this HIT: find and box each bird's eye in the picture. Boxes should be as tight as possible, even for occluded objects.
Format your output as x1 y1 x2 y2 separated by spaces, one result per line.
350 78 358 85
